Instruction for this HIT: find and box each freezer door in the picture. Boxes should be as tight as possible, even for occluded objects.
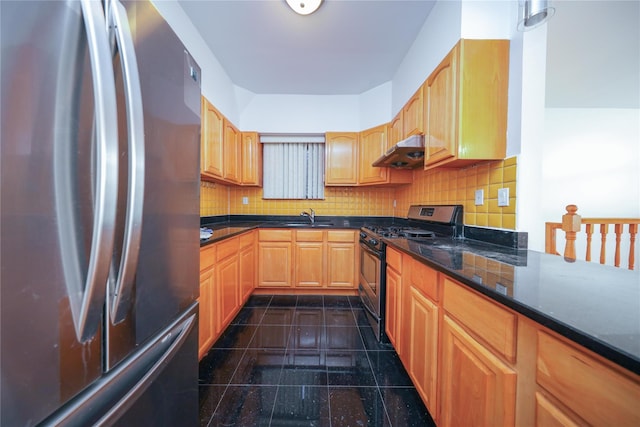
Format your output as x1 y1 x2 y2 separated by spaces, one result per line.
41 303 198 426
1 1 116 425
104 0 201 370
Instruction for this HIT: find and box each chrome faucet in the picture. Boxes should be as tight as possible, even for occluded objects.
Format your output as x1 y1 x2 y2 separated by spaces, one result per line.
300 208 315 224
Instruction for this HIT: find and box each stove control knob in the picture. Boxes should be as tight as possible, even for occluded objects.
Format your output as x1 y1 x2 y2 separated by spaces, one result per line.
359 232 367 240
369 238 378 246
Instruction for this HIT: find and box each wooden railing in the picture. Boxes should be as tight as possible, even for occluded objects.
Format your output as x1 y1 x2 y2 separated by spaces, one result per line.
545 204 639 270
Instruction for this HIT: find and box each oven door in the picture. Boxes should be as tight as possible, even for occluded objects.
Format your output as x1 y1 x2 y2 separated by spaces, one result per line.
358 242 383 317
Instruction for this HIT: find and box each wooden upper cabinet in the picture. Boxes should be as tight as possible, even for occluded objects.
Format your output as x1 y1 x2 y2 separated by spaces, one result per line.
325 132 358 185
424 39 509 170
389 110 404 150
358 124 389 184
403 86 424 138
358 124 412 186
223 119 240 183
201 97 224 178
240 131 262 187
424 46 457 167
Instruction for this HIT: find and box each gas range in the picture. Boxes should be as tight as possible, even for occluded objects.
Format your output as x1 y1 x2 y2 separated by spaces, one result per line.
359 205 463 251
357 205 463 343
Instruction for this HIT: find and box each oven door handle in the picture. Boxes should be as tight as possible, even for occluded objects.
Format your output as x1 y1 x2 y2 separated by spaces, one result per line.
359 241 383 259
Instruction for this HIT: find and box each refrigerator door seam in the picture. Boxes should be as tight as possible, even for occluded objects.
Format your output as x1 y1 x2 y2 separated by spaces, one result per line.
107 0 146 325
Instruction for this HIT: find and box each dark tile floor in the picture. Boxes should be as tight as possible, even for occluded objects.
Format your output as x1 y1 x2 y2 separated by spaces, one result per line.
199 295 436 426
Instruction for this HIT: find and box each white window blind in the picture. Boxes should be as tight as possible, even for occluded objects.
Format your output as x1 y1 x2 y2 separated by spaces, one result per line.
261 135 325 200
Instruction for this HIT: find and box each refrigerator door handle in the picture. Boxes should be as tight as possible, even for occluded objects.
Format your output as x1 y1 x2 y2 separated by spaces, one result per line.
54 0 119 342
40 303 198 426
107 0 146 324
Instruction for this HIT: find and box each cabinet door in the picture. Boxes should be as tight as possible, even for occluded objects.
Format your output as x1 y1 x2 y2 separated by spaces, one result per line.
327 242 356 289
198 268 215 360
258 242 292 287
389 111 404 150
294 242 324 288
403 86 424 138
216 254 239 333
325 132 358 185
440 315 517 427
239 244 255 303
241 131 262 186
385 266 401 348
425 46 457 168
358 124 388 184
408 286 438 416
202 98 224 178
223 119 240 183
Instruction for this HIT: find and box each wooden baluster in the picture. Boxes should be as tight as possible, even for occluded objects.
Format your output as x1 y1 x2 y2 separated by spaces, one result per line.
614 224 623 268
585 223 593 262
599 224 608 265
562 205 581 262
629 224 638 270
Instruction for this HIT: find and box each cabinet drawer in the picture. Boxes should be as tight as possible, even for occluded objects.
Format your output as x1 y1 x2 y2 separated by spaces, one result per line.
216 236 239 261
386 246 402 272
239 230 255 248
410 259 439 301
296 229 324 242
443 277 516 362
537 331 640 426
259 229 293 242
327 230 355 242
200 245 216 271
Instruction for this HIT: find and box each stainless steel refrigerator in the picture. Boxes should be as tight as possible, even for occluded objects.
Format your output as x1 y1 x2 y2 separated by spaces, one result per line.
1 0 201 425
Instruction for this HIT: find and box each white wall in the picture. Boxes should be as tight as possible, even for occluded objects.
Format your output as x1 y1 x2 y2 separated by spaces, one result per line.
542 108 640 218
237 94 360 133
151 0 240 123
521 0 640 251
390 1 461 116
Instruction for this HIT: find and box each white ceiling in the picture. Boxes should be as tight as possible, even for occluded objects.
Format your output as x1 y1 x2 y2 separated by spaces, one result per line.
179 0 436 95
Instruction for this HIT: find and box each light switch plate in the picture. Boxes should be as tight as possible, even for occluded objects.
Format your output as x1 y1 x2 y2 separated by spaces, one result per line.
475 189 484 206
498 188 509 206
242 196 249 205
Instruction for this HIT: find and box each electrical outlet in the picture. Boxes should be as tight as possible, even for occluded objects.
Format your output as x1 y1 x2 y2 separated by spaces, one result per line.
475 189 484 206
242 196 249 205
498 188 509 207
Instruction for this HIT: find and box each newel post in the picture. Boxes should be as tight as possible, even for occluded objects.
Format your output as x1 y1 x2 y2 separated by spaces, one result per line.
562 204 581 262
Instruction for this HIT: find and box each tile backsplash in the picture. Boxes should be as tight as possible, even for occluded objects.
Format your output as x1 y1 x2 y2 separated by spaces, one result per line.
395 157 517 229
200 157 517 229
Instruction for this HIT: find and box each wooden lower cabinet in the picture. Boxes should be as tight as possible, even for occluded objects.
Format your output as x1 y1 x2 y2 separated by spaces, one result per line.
239 231 257 302
258 229 357 292
198 267 215 360
216 250 239 333
407 286 439 418
199 231 256 360
294 230 325 288
386 252 640 426
385 265 401 348
326 230 357 289
440 314 517 427
198 245 216 360
534 330 640 426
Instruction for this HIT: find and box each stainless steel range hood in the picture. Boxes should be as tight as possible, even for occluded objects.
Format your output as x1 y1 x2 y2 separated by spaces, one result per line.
372 134 424 169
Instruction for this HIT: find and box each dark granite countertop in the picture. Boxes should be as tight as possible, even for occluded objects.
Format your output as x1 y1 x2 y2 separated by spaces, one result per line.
385 237 640 375
198 215 640 375
199 215 397 246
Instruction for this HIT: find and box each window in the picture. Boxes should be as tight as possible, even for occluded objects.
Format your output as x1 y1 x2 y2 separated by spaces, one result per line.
261 135 325 200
